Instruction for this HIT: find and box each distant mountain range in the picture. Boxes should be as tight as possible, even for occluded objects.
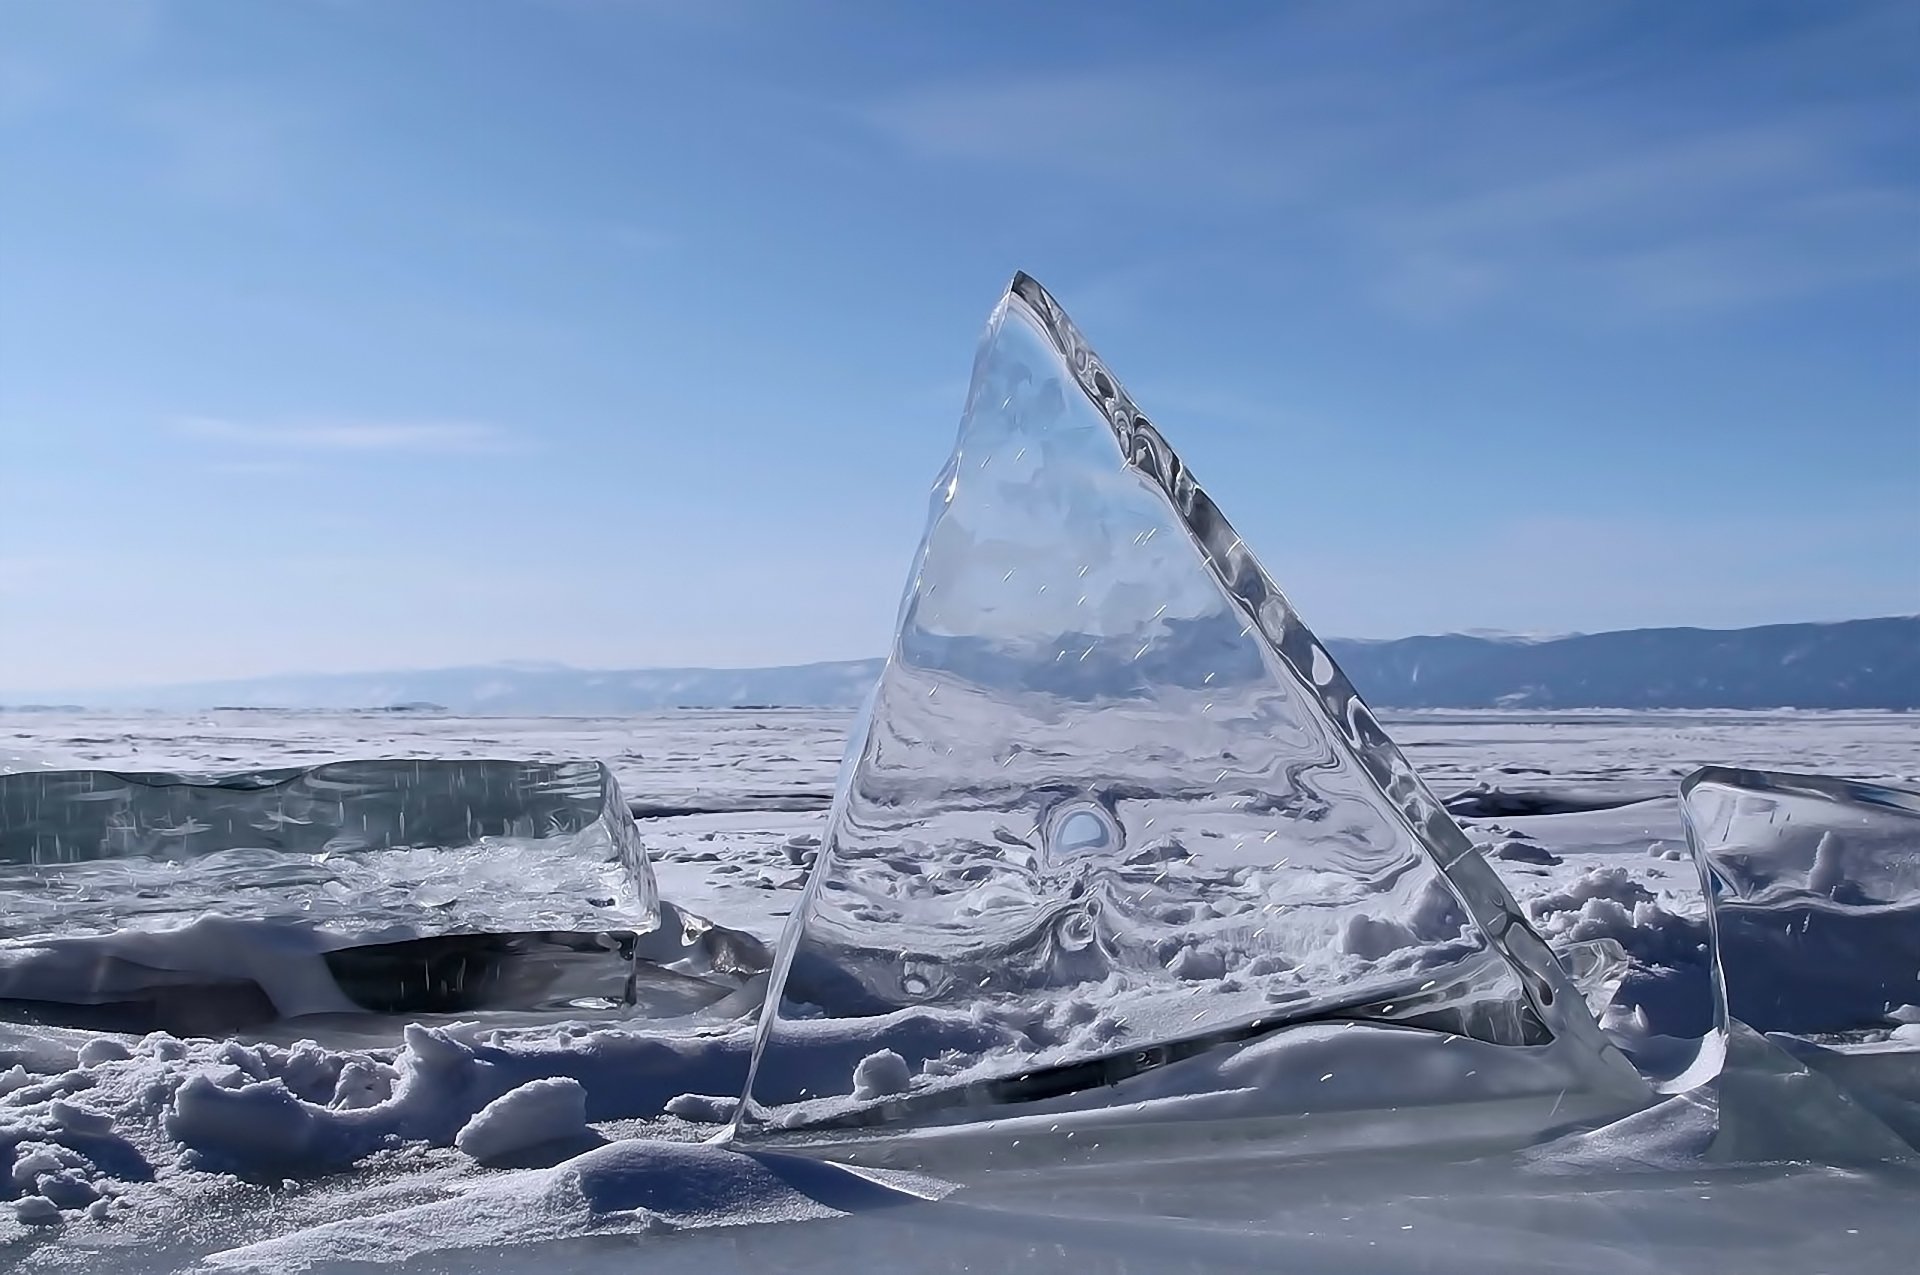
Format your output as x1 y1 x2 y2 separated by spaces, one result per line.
3 660 887 715
6 618 1914 713
1327 617 1917 710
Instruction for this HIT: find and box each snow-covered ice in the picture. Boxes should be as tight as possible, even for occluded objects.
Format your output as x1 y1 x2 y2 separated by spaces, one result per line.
0 705 1916 1271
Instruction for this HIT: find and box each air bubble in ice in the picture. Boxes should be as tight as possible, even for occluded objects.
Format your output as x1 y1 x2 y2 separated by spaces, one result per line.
1047 803 1119 859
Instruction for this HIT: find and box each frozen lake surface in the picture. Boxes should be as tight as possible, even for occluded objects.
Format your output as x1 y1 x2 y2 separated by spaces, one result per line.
1 708 1917 1272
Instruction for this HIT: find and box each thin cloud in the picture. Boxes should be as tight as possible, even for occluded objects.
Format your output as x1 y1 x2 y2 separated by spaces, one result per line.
862 67 1362 204
1360 115 1920 319
858 8 1918 321
173 417 523 455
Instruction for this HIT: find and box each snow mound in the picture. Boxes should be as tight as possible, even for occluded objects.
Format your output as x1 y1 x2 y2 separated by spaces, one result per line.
663 1092 739 1124
203 1139 952 1269
455 1077 602 1168
850 1050 912 1101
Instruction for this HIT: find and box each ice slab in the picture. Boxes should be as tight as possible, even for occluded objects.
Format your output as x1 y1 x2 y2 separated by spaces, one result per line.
1681 765 1920 1038
0 759 669 1030
0 759 656 937
734 273 1642 1140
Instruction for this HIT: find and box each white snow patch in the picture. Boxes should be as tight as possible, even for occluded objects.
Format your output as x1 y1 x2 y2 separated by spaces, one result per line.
455 1077 597 1167
850 1049 913 1101
663 1092 739 1123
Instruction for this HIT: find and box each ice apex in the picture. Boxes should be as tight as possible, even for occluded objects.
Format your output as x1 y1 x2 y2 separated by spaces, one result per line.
734 273 1640 1139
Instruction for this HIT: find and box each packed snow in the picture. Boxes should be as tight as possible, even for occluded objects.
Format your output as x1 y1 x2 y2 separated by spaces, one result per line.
0 707 1917 1272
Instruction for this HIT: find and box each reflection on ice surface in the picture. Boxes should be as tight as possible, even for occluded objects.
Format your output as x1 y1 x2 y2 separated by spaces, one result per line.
1683 766 1920 1037
733 274 1644 1139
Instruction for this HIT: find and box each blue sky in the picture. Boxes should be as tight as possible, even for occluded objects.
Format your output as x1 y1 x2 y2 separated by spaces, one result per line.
2 1 1915 691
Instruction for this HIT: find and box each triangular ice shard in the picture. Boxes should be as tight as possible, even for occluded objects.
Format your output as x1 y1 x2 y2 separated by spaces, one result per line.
734 274 1639 1140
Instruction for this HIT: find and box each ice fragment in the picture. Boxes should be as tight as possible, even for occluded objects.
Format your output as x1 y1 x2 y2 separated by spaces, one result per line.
733 274 1639 1139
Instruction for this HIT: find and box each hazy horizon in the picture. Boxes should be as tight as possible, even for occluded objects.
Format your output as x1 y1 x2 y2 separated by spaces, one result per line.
4 612 1913 700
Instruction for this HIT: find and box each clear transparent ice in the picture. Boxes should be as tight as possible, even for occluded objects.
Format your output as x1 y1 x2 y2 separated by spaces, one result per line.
0 759 670 1030
1682 766 1920 1039
735 274 1637 1138
0 758 656 940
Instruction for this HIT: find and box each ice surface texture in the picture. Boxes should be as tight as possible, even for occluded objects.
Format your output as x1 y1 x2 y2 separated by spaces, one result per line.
1682 766 1920 1038
735 274 1637 1138
0 760 662 1029
0 759 656 939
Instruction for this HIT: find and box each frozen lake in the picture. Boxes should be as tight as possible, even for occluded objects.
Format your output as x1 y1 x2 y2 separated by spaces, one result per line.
1 708 1916 1272
10 706 1918 796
